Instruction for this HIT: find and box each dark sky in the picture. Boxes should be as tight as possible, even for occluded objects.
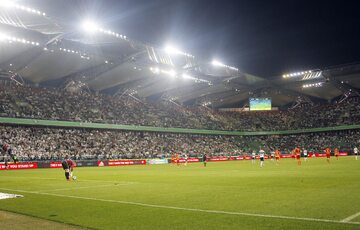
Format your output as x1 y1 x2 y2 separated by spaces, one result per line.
31 0 360 78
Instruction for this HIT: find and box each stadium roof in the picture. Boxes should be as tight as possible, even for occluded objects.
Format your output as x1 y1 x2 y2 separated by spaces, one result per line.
1 1 360 108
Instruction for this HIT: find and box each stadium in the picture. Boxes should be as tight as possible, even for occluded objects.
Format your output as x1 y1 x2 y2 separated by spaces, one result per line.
0 0 359 229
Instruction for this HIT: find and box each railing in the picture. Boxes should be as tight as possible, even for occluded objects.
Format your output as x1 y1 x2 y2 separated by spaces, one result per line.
0 117 359 136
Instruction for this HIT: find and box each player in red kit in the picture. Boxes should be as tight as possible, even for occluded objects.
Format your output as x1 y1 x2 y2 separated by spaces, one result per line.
294 147 301 166
325 147 331 164
334 148 340 160
61 156 76 181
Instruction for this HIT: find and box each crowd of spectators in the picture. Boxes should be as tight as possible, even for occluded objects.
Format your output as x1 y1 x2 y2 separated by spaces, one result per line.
1 125 359 161
1 80 359 131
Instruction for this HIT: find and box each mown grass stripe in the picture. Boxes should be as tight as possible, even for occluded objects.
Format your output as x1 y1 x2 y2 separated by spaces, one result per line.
0 187 359 226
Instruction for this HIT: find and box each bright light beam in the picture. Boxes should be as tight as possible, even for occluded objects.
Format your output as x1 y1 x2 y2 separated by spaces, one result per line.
182 73 195 80
164 44 182 55
0 32 6 41
161 69 176 77
0 0 15 8
81 20 99 33
164 44 194 57
211 59 239 71
212 59 224 67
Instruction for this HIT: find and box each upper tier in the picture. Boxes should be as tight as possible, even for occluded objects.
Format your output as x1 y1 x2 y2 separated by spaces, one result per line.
1 81 359 131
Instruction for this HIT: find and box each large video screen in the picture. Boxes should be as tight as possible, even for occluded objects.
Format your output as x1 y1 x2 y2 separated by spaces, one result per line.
249 98 272 111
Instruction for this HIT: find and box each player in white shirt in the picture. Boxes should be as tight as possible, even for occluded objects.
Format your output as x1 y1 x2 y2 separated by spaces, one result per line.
259 148 265 168
251 150 256 164
354 147 358 160
270 150 275 161
184 154 188 166
303 149 308 162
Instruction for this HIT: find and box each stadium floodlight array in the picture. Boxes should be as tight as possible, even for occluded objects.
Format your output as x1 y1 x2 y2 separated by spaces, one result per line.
202 101 212 106
302 82 323 88
182 73 196 80
81 20 127 40
301 71 323 80
164 44 194 58
282 70 312 78
150 67 176 77
0 0 46 17
0 33 40 46
182 73 211 84
150 67 212 85
161 69 177 77
211 60 239 71
128 89 137 96
283 70 324 82
58 48 91 60
196 78 212 84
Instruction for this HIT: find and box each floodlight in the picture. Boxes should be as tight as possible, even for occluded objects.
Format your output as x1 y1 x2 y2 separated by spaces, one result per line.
0 0 14 8
212 60 222 66
164 44 181 55
168 69 176 77
0 32 6 41
182 73 194 80
161 69 176 77
150 67 160 74
82 20 99 33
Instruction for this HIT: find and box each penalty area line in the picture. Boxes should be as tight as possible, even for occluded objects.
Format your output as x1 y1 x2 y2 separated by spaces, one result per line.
0 187 359 226
341 212 360 222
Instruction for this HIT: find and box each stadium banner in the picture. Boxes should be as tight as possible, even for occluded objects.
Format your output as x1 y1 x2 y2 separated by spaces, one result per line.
308 153 327 157
49 162 63 168
75 160 98 167
281 154 293 158
209 157 229 161
306 153 348 157
177 158 200 163
97 160 107 167
230 156 249 160
108 159 146 166
49 161 97 168
256 156 269 159
147 159 168 165
0 162 38 170
208 156 273 161
37 162 51 168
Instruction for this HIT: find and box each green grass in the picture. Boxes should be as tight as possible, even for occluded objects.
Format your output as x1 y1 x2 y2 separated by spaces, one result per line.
0 157 359 229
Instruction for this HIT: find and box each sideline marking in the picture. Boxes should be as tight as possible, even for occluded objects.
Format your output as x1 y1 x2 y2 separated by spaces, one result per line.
342 212 360 222
0 187 359 226
36 184 123 193
0 175 137 184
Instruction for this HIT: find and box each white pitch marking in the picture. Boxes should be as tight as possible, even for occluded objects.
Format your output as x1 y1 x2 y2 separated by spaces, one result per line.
0 175 137 185
341 212 360 222
36 184 123 193
0 187 359 226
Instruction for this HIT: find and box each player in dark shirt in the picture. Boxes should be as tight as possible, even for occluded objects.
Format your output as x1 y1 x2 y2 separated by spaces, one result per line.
62 157 76 181
202 153 208 167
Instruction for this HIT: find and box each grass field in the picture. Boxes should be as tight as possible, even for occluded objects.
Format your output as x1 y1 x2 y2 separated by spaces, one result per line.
0 157 359 229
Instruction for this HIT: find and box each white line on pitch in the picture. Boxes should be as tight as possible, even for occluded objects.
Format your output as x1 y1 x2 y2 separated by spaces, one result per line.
0 176 137 184
341 212 360 222
0 187 359 226
36 184 125 193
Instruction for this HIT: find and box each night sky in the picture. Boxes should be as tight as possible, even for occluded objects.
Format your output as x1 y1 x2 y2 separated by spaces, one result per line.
30 0 360 78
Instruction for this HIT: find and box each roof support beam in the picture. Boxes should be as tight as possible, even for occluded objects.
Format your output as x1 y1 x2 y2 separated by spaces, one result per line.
49 49 147 86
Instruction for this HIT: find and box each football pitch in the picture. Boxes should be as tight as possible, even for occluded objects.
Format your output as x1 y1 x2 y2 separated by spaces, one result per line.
0 157 359 229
